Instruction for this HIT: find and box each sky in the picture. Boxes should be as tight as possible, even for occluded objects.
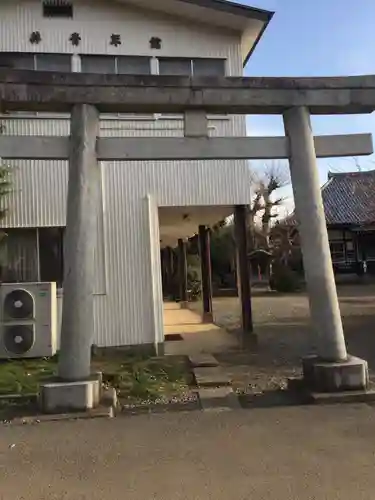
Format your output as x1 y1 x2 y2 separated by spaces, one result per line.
238 0 375 200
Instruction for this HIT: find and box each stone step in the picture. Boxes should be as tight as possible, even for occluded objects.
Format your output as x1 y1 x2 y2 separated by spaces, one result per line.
194 367 231 388
310 389 375 405
288 378 375 405
198 387 241 411
188 354 219 368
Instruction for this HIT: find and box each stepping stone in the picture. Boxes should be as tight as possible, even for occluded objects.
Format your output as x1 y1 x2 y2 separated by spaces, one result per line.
189 354 219 368
198 387 241 411
194 367 230 388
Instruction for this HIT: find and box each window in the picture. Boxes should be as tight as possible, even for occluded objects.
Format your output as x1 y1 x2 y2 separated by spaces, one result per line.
0 229 38 283
330 242 345 263
0 52 72 72
0 228 64 288
158 58 192 76
43 1 73 18
80 55 151 75
345 240 356 262
36 54 72 72
0 53 34 70
0 216 106 294
81 55 116 74
158 57 225 76
117 56 151 75
193 58 226 77
38 228 64 286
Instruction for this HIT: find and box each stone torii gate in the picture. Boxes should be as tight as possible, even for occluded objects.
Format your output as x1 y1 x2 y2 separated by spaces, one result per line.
0 70 374 411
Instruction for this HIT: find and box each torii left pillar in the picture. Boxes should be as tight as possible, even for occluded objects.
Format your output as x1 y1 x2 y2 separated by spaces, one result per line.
40 104 101 413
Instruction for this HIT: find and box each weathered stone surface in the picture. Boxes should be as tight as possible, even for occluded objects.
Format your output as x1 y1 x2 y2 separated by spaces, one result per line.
284 106 348 362
1 135 372 161
194 367 230 387
58 104 99 382
310 389 375 405
11 406 113 425
1 71 375 114
302 355 369 392
288 376 375 405
39 379 100 413
198 387 241 411
189 354 219 368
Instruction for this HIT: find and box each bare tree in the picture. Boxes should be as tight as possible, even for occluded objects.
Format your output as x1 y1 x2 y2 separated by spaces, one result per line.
247 161 290 252
328 156 375 174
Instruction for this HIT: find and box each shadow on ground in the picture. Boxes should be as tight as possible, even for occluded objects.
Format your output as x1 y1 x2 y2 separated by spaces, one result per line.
212 284 375 399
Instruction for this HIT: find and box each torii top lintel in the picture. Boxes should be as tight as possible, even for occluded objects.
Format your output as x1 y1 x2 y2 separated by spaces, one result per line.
0 70 375 115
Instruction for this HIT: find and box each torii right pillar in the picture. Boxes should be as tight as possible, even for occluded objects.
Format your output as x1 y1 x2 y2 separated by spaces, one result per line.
283 106 369 394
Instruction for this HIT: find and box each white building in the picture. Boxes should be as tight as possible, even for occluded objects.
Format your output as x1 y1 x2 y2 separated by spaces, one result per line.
0 0 272 351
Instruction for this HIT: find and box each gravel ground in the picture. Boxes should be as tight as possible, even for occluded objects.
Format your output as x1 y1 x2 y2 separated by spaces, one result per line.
4 406 375 499
212 284 375 396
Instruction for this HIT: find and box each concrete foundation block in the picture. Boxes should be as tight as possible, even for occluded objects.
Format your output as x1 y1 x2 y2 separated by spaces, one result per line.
102 387 118 409
92 372 103 405
39 379 100 413
198 387 241 410
302 355 369 392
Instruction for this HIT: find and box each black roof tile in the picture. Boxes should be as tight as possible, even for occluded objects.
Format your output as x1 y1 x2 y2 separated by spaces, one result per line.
283 170 375 227
323 170 375 225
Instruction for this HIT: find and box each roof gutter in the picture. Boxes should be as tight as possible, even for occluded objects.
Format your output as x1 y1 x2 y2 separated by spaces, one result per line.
176 0 275 67
179 0 273 20
243 9 274 67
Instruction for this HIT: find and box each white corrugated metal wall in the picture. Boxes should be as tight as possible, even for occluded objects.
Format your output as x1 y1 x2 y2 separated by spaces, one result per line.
0 0 251 346
0 0 244 73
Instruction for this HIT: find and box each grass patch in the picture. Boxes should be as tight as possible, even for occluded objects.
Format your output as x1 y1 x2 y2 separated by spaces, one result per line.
94 353 192 404
0 353 193 404
0 358 57 395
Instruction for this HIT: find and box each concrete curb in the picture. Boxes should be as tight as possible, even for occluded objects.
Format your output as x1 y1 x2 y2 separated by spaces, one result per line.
0 394 37 401
121 399 200 416
0 384 116 425
2 406 114 426
0 394 38 404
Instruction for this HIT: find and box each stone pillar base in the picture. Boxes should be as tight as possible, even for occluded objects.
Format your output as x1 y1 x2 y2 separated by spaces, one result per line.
179 301 189 309
39 375 101 414
302 355 369 392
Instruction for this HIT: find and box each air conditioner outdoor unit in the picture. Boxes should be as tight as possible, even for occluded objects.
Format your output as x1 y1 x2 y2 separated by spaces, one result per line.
0 282 57 359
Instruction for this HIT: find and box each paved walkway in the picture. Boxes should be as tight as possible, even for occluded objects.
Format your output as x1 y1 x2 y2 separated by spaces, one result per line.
163 302 239 355
2 405 375 499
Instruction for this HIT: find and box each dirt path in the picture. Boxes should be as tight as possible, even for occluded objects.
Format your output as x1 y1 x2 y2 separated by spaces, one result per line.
210 285 375 395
